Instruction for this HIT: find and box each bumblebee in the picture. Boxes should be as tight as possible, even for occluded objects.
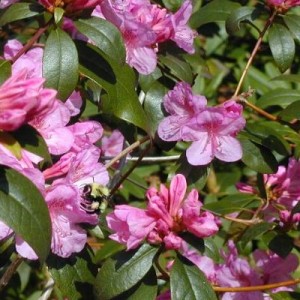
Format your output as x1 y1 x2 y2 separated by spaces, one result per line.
81 183 110 214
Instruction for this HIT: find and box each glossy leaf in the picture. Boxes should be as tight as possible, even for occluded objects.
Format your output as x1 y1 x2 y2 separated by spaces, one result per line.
204 193 260 215
268 234 294 258
48 249 97 300
114 267 157 300
241 222 274 248
0 131 22 159
43 28 79 101
159 54 193 84
75 17 126 64
268 23 295 73
278 101 300 121
257 88 300 109
77 42 150 133
0 3 43 26
283 14 300 43
189 0 240 28
240 138 278 174
170 254 217 300
94 239 125 264
0 59 11 85
226 7 258 35
0 167 51 262
143 82 167 136
94 244 158 300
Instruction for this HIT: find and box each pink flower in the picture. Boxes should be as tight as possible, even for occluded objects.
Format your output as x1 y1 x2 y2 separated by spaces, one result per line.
216 241 263 300
0 70 56 131
158 83 245 166
93 0 196 74
39 0 98 13
253 250 298 293
100 130 124 158
45 184 98 257
107 174 219 250
0 0 19 9
267 0 300 9
158 82 207 141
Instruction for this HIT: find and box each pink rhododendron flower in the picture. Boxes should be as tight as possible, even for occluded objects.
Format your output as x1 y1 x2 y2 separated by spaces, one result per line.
100 130 124 158
0 70 56 131
253 249 298 293
39 0 98 13
107 174 219 250
158 82 245 165
237 158 300 224
93 0 196 74
267 0 300 9
0 0 18 9
45 184 98 257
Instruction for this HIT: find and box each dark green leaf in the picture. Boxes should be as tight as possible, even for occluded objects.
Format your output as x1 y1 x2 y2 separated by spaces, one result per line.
268 234 294 258
77 42 150 133
11 125 52 167
0 3 43 26
48 249 97 300
75 17 126 65
139 68 162 92
0 59 11 85
159 54 193 84
189 0 240 28
268 23 295 73
43 28 79 101
240 138 278 174
0 167 51 262
245 123 291 156
143 82 167 136
180 232 204 253
94 244 158 300
170 254 217 300
278 101 300 121
94 239 125 264
283 14 300 43
226 7 258 35
204 193 260 215
114 267 157 300
257 88 300 109
272 74 300 83
241 222 274 248
204 238 220 262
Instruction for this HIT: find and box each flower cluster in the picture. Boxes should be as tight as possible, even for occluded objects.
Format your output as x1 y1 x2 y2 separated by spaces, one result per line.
107 174 219 251
267 0 300 9
237 158 300 227
0 39 110 259
92 0 196 74
158 82 246 166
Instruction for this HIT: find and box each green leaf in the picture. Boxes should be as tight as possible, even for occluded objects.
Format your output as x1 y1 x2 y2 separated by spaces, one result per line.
94 239 125 264
268 234 294 258
241 222 274 248
204 193 260 215
74 17 126 65
170 254 217 300
159 54 193 84
94 244 158 300
43 28 79 101
0 59 11 85
272 74 300 83
283 14 300 43
77 42 150 133
0 3 43 26
245 123 291 156
54 7 64 24
226 7 258 35
0 167 51 262
189 0 240 28
204 238 220 262
0 131 22 160
11 125 52 166
268 23 295 73
240 138 278 174
114 267 157 300
143 82 167 136
48 249 97 300
278 100 300 121
256 88 300 109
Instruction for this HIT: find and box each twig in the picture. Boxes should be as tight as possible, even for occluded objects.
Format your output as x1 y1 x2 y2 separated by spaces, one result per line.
0 256 24 293
102 155 180 162
233 10 277 97
213 278 300 292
